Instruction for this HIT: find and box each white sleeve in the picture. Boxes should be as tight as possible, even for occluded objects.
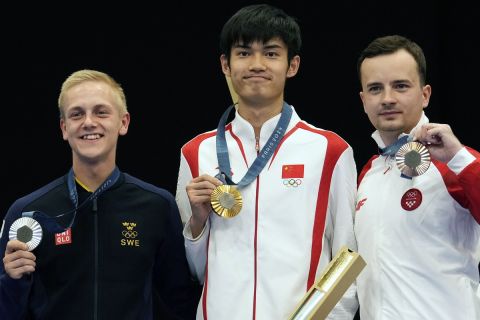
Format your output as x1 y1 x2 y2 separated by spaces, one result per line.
175 150 209 283
447 146 476 174
175 152 194 225
183 218 209 284
326 146 359 319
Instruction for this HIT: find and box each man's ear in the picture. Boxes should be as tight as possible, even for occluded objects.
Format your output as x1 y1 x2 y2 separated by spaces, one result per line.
286 55 300 78
60 118 68 141
119 113 130 136
422 84 432 109
220 54 231 76
359 91 368 114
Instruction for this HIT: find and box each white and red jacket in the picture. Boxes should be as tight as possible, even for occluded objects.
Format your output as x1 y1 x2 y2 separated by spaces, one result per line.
176 106 358 319
355 113 480 320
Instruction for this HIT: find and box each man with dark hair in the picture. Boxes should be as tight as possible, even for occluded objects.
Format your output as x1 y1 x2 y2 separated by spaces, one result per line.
176 4 358 319
355 35 480 319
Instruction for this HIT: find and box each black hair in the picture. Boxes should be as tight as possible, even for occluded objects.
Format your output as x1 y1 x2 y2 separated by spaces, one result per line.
357 35 427 85
220 4 301 64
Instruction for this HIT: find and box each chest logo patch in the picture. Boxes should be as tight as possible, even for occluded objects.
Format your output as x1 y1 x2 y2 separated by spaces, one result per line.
401 188 422 211
282 164 304 187
121 222 140 247
55 228 72 246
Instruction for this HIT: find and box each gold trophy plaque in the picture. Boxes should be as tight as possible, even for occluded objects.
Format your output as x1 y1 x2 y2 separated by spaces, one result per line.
288 246 366 320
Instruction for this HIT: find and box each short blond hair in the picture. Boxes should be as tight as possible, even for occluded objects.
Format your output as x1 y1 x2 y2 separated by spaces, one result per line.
58 69 128 118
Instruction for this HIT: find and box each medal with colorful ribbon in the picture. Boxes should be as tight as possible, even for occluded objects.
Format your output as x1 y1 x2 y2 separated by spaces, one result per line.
380 135 431 179
8 167 120 250
211 102 292 218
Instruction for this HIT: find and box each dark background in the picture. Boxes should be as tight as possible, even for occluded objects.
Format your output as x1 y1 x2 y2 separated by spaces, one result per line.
2 1 477 221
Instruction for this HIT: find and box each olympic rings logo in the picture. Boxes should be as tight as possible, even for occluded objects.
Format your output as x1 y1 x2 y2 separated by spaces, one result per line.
283 178 302 187
122 230 138 238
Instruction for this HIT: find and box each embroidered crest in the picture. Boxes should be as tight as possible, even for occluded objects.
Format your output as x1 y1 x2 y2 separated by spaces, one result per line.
121 222 140 247
401 188 422 211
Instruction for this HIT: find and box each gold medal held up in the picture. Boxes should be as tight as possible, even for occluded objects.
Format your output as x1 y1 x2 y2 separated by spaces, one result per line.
211 185 243 218
395 141 431 177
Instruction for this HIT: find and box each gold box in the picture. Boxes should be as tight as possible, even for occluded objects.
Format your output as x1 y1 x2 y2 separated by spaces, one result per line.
289 246 366 320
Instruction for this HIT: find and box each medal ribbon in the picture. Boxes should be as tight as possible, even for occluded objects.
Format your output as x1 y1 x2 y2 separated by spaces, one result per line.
22 167 120 233
216 102 292 187
378 135 411 157
379 135 412 179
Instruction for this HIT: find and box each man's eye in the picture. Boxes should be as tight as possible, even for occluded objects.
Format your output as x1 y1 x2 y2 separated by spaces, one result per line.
96 110 110 117
69 112 82 119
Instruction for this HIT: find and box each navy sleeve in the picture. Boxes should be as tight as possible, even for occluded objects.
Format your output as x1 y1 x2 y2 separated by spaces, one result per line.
0 202 33 320
152 193 201 320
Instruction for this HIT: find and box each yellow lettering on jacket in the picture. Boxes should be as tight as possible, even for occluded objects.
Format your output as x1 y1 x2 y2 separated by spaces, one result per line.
120 239 140 246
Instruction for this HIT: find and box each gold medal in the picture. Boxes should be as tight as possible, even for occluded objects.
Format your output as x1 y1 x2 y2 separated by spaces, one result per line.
395 141 431 177
210 185 243 218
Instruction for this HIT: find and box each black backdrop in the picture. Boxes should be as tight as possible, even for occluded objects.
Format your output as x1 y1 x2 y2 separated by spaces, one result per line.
2 0 477 221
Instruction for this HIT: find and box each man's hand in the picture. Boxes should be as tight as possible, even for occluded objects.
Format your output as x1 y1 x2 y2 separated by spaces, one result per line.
414 123 463 163
3 240 36 279
186 174 223 238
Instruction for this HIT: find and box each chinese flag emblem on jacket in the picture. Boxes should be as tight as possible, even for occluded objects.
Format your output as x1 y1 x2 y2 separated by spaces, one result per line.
282 164 304 178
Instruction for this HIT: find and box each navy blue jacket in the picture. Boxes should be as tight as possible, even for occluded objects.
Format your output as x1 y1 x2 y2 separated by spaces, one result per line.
0 170 198 319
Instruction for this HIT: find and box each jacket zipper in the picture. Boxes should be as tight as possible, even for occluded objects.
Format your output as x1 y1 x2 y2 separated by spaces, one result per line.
253 137 260 319
93 198 98 320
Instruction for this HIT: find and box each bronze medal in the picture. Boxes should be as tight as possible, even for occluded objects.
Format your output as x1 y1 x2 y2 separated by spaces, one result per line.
395 141 431 177
9 217 43 251
210 185 243 218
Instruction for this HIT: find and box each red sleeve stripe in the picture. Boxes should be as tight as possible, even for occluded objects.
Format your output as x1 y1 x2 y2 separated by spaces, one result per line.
358 155 378 187
181 130 220 178
291 122 350 289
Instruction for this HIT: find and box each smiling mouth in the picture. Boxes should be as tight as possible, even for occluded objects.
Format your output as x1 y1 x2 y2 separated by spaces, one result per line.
81 134 103 140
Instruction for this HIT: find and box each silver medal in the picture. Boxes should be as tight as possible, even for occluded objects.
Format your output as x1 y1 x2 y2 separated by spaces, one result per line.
9 217 43 251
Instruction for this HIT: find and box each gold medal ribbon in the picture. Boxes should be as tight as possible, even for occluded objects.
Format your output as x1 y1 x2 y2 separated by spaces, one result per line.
212 102 293 217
